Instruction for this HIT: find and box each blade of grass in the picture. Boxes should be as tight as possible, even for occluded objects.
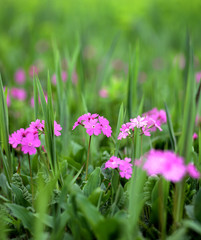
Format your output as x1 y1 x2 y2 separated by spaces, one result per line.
173 34 196 228
115 103 124 156
127 42 140 120
0 76 12 184
165 102 177 151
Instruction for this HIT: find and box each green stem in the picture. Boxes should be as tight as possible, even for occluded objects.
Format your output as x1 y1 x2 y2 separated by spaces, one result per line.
173 180 185 230
85 136 91 181
28 154 34 205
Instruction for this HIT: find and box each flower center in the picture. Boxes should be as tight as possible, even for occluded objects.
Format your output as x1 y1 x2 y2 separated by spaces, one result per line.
28 142 32 147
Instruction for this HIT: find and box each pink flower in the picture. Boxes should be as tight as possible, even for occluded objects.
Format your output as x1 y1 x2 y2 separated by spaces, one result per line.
187 163 200 179
193 133 198 140
9 130 22 148
196 72 201 83
99 116 112 137
143 150 186 182
105 156 120 169
84 119 102 136
14 69 26 84
29 65 38 77
21 133 41 155
130 116 148 129
118 123 131 140
99 88 108 98
105 156 133 179
119 164 132 179
73 113 112 137
11 88 27 101
29 119 44 132
54 121 62 136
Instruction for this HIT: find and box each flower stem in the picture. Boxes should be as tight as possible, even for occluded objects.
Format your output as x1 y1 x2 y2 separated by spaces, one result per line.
85 136 91 181
28 154 34 205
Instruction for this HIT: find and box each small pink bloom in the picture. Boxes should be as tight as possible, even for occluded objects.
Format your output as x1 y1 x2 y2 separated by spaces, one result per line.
29 119 44 132
15 69 26 84
193 133 198 140
196 72 201 83
105 156 120 169
187 163 200 179
99 116 112 137
130 116 148 129
21 133 41 155
99 88 108 98
118 123 131 140
11 88 27 101
84 119 102 136
54 121 62 136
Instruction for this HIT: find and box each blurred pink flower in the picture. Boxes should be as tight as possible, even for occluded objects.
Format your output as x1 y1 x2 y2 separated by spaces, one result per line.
143 150 186 182
14 69 26 84
52 71 68 85
187 163 200 179
193 133 198 140
30 94 47 108
54 121 62 136
99 88 108 98
11 88 27 101
195 72 201 83
29 65 39 77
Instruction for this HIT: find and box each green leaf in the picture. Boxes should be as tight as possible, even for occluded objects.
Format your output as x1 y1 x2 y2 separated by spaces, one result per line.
165 102 176 151
5 203 34 233
115 103 124 156
94 218 124 240
83 167 101 197
76 192 104 228
194 188 201 223
183 219 201 235
0 76 12 184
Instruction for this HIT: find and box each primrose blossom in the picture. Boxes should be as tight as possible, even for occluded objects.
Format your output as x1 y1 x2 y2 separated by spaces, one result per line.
11 88 27 101
105 156 132 179
72 113 112 137
9 119 62 155
118 109 166 140
140 149 200 182
15 69 26 84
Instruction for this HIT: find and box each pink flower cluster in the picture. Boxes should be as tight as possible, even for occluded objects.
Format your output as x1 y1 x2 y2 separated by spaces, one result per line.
118 109 166 140
72 113 112 137
141 150 200 182
9 119 62 155
105 156 133 179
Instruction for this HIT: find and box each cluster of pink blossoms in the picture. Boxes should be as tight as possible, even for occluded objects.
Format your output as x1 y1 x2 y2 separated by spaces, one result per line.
105 150 200 182
105 156 132 179
141 150 200 182
72 113 112 137
118 108 166 140
9 119 62 155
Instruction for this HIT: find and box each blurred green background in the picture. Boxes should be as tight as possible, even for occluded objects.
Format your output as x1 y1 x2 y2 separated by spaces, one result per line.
1 0 201 132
